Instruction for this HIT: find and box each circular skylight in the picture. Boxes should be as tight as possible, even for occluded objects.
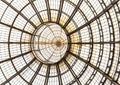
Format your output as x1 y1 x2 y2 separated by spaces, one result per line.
31 23 68 64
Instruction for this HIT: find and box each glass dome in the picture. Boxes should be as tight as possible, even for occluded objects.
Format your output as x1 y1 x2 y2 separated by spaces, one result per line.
0 0 120 85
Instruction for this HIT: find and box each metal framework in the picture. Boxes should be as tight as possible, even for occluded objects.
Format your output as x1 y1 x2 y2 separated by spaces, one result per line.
0 0 120 85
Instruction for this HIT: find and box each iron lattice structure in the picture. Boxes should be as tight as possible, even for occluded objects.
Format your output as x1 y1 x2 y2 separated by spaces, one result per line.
0 0 120 85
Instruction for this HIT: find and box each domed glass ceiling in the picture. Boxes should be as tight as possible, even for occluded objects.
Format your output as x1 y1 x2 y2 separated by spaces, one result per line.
0 0 120 85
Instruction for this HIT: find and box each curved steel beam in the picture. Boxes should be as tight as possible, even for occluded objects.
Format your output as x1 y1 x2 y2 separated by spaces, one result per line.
57 0 64 23
56 64 63 85
1 0 37 29
63 0 83 28
0 51 32 64
63 59 82 85
69 41 120 44
45 0 51 21
0 22 33 35
28 0 43 23
1 58 36 85
44 65 51 85
29 63 43 84
67 0 119 36
69 51 120 85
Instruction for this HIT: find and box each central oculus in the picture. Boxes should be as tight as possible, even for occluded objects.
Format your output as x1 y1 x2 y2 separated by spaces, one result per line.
31 23 68 64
